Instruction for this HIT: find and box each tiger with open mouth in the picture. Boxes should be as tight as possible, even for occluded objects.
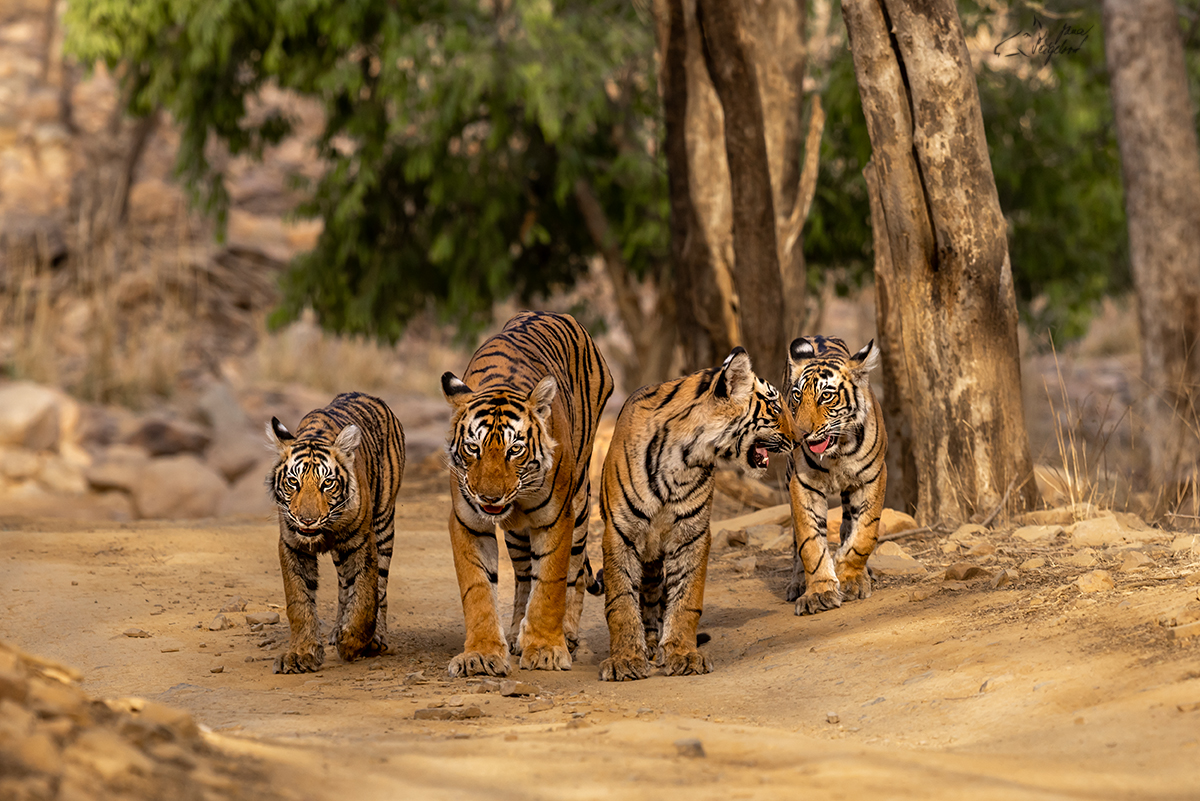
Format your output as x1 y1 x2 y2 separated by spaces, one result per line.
598 347 796 680
783 336 888 616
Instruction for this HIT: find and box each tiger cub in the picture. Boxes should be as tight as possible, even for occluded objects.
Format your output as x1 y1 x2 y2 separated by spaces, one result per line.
784 336 887 616
267 392 405 673
441 311 613 677
599 347 796 681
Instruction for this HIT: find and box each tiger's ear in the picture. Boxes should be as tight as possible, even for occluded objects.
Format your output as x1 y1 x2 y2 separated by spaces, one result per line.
441 372 473 408
267 417 294 451
714 346 753 400
849 339 880 382
787 337 818 367
529 375 558 421
334 424 361 457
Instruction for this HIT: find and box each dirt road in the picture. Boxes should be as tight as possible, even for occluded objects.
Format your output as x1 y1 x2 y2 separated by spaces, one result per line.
3 471 1199 799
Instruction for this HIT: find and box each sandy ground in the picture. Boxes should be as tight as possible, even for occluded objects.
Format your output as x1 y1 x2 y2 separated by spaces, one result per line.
3 468 1200 800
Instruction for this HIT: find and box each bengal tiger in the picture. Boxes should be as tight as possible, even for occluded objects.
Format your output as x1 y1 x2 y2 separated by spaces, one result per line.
598 347 796 681
266 392 405 673
784 336 887 616
441 311 613 677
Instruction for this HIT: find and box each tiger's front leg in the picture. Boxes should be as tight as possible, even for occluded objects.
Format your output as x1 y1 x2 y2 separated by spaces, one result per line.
659 519 713 676
447 510 510 678
275 537 324 674
332 527 380 663
517 514 573 671
834 467 887 601
598 517 650 681
503 527 533 653
787 476 842 615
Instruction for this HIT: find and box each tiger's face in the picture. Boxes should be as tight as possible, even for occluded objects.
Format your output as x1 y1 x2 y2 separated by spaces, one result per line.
441 372 559 520
267 419 362 537
708 347 797 476
784 336 879 460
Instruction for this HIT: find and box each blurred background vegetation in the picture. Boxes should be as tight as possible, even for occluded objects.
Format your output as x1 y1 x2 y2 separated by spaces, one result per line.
61 0 1200 348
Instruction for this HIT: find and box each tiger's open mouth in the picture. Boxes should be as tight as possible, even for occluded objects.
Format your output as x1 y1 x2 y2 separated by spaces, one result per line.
807 435 835 455
479 503 510 517
749 443 771 469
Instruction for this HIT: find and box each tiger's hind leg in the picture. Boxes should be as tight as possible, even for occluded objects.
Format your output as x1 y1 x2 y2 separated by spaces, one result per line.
787 475 842 615
640 556 665 660
563 478 592 654
504 526 533 654
331 527 380 663
834 466 886 601
368 503 396 655
598 516 650 682
659 518 713 676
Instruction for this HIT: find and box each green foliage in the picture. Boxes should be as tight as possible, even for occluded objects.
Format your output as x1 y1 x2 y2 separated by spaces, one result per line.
66 0 667 341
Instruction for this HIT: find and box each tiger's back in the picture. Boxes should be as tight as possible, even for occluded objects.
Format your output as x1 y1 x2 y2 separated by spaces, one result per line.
442 311 613 677
268 392 405 673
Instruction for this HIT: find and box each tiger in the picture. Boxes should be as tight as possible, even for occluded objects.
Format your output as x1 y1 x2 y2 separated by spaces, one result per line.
441 311 613 677
783 336 887 616
266 392 405 674
598 346 796 681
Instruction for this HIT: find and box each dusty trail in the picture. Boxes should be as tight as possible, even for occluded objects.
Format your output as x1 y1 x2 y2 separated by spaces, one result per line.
2 475 1199 799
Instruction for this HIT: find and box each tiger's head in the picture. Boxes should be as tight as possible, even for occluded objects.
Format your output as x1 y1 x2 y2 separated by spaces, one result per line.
441 372 559 520
267 418 362 538
784 336 879 460
706 347 797 476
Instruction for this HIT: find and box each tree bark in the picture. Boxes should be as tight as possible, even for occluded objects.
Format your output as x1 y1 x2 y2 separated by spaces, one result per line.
660 0 738 372
843 0 1037 524
1103 0 1200 491
696 0 787 380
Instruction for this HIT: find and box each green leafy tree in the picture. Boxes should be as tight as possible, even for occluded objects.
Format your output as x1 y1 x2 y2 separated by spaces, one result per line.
66 0 667 341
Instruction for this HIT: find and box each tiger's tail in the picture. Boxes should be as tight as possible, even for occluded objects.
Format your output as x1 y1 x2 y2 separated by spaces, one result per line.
584 555 604 596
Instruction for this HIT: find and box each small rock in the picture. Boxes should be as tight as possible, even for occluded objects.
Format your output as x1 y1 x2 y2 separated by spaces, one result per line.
967 542 996 557
245 612 280 626
1064 549 1098 568
1119 551 1154 571
726 529 748 548
674 738 705 758
413 706 484 721
1019 507 1077 526
944 562 992 581
745 523 783 549
826 712 840 724
445 695 465 708
909 585 941 602
1012 525 1063 543
990 569 1017 589
949 523 988 543
123 628 151 638
733 556 757 575
566 718 592 729
206 614 233 631
1168 621 1200 641
1186 572 1200 586
1019 557 1046 571
868 542 927 576
1075 570 1115 593
499 680 539 697
474 679 502 693
1070 516 1128 547
160 647 179 653
1170 535 1198 555
528 698 554 713
220 596 247 613
210 665 224 674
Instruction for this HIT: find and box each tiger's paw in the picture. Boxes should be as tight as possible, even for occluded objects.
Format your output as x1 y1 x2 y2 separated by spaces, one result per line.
837 567 873 601
794 581 842 616
598 654 650 682
785 576 806 603
273 646 324 674
518 642 572 671
447 650 511 678
664 647 712 676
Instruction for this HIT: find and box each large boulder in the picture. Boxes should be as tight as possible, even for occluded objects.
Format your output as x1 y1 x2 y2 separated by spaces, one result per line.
124 416 211 457
0 382 73 451
219 460 275 519
130 455 228 520
197 382 267 482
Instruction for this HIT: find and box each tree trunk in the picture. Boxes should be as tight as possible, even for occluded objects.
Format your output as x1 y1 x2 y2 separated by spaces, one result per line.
843 0 1037 524
660 0 738 372
1103 0 1200 492
696 0 786 380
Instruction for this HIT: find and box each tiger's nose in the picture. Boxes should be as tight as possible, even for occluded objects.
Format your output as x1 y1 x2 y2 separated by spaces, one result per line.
478 493 504 505
298 516 320 527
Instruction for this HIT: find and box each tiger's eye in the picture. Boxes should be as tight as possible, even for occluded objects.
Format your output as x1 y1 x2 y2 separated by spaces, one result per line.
463 441 480 457
508 442 526 458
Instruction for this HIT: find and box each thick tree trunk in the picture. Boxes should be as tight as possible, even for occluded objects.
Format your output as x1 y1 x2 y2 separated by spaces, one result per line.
843 0 1037 524
661 0 738 372
1103 0 1200 491
696 0 786 380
